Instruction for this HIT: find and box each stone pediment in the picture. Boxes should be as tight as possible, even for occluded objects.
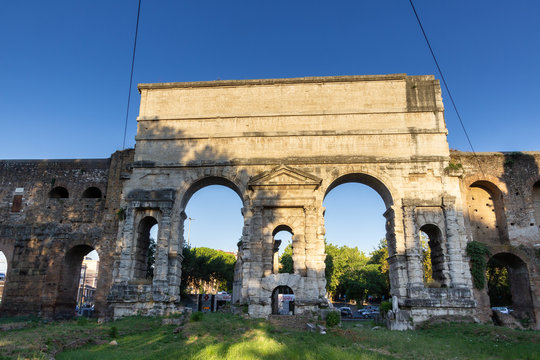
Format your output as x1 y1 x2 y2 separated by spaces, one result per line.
248 165 321 190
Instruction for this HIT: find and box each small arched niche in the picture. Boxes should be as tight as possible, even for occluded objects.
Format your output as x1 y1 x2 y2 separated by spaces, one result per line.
49 186 69 199
82 187 102 199
271 285 295 315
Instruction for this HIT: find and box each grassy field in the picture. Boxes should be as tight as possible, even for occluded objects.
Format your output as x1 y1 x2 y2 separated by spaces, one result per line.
0 313 539 360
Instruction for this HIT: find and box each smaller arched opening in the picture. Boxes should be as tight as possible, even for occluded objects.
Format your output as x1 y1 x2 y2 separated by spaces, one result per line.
0 251 7 305
49 186 69 199
271 285 295 315
55 244 98 319
134 216 158 280
486 252 535 321
419 224 447 287
273 225 294 274
533 181 540 229
82 187 102 199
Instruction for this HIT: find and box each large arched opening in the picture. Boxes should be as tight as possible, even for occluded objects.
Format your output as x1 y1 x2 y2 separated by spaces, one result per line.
467 181 508 244
180 177 243 298
486 252 535 321
55 245 99 319
322 173 393 306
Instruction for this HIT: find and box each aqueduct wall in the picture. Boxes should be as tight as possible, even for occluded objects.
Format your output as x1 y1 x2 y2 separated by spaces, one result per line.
0 74 538 329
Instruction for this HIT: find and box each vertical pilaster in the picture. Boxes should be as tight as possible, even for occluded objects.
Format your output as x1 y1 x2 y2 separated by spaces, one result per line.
385 206 408 298
402 205 424 288
116 205 136 282
444 202 470 288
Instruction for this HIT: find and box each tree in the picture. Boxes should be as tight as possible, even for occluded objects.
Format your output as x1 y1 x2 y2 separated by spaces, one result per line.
420 232 433 284
146 237 156 279
180 246 236 295
278 243 294 274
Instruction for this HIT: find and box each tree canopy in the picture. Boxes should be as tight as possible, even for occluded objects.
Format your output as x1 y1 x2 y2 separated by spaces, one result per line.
280 238 391 303
181 246 236 294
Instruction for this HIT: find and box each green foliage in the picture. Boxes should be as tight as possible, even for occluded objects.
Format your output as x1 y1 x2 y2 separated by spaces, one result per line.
319 239 390 302
109 325 118 339
278 243 294 274
325 311 341 327
181 246 237 294
116 208 125 221
190 311 204 322
379 300 392 316
419 232 433 284
76 316 88 326
486 257 511 307
466 241 491 289
444 162 463 173
146 237 156 279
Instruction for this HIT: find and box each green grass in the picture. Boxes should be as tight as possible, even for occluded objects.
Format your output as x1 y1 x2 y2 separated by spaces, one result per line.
0 313 538 360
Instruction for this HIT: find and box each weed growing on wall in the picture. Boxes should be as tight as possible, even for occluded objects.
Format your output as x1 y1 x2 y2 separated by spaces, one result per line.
466 241 490 289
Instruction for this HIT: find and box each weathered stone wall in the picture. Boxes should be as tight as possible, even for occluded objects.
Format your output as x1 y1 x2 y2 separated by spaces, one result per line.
452 151 540 328
109 74 477 325
1 74 537 330
0 150 134 318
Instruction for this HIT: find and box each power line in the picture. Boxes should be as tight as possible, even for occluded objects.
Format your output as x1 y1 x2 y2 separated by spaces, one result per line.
408 0 484 173
122 0 142 150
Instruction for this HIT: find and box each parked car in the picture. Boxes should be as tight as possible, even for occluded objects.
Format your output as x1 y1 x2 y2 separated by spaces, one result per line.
358 306 380 319
492 307 511 315
340 307 353 318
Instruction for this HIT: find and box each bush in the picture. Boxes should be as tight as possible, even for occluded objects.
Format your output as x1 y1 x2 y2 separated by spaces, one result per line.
380 301 392 316
190 312 204 322
109 326 118 339
326 311 340 327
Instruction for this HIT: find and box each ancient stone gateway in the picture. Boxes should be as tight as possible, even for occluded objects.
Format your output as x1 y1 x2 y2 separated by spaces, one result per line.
108 74 479 327
1 74 538 329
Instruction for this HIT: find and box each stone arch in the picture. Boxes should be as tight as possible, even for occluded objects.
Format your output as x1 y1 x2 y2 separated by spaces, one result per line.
467 180 508 244
180 176 245 209
418 224 448 286
55 244 96 319
271 285 295 315
272 224 294 274
82 186 102 199
486 252 535 322
49 186 69 198
323 172 394 209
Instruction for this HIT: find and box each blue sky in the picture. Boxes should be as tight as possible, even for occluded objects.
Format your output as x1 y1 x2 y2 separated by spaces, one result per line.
1 1 538 254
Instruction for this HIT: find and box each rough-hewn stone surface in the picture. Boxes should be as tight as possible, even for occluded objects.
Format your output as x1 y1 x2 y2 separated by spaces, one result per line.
0 74 538 330
452 151 540 328
0 150 134 318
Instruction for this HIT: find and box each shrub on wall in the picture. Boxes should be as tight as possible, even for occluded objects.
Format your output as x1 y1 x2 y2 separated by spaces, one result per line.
466 241 490 289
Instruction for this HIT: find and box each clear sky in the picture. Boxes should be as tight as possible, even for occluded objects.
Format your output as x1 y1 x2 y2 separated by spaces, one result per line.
1 1 538 255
